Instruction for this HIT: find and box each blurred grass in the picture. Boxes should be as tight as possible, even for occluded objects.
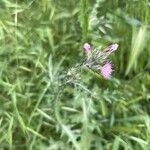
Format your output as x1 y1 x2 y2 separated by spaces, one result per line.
0 0 150 150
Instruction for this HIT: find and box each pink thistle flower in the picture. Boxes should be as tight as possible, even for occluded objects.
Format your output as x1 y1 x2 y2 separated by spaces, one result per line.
100 62 113 79
104 43 118 55
83 43 92 53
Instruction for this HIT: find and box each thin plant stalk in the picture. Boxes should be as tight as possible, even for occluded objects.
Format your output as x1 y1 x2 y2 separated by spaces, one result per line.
80 0 89 41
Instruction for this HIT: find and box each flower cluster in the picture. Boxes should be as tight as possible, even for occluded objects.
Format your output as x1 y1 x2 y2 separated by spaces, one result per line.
83 43 118 79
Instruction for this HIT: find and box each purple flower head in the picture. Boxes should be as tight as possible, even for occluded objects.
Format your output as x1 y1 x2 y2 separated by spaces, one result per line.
104 43 118 55
100 62 113 79
83 43 92 53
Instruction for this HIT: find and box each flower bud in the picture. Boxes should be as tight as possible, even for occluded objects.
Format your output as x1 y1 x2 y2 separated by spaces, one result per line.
104 43 118 54
83 43 92 53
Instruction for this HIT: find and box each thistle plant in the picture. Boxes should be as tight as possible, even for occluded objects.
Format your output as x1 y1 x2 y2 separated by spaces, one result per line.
55 43 119 150
66 43 118 85
82 43 118 79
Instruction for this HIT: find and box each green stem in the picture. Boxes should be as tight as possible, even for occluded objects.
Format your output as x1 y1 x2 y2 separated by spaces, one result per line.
80 0 89 42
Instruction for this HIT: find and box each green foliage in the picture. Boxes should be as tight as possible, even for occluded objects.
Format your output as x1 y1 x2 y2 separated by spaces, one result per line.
0 0 150 150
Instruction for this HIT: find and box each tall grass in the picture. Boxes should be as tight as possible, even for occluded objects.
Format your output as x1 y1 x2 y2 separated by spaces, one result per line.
0 0 150 150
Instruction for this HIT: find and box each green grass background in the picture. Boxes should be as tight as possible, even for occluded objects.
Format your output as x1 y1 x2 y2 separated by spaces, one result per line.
0 0 150 150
